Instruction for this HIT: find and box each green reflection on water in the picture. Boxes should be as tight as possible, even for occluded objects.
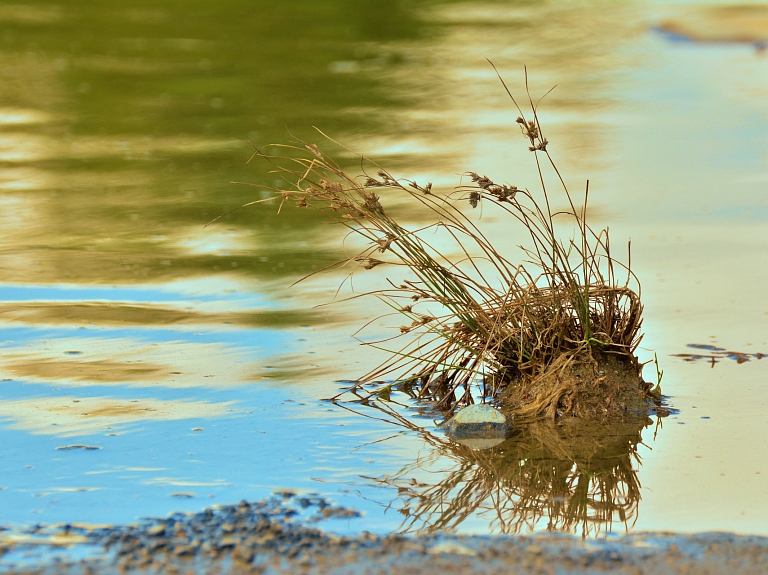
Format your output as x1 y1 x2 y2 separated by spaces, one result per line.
0 0 425 285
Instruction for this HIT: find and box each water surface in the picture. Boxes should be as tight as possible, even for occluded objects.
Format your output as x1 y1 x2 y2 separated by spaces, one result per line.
0 0 767 547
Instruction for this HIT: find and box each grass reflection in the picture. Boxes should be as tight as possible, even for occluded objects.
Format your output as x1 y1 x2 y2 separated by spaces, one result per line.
357 396 654 536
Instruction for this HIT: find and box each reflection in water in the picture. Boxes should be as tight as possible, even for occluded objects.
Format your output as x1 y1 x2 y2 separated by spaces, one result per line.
0 0 421 286
349 1 648 183
0 395 235 438
0 301 325 328
655 5 768 49
674 344 767 366
0 334 274 387
0 0 764 535
358 397 655 537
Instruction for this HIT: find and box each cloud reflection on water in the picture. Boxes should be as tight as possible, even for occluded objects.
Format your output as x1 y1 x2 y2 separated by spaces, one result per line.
0 395 235 438
0 334 273 388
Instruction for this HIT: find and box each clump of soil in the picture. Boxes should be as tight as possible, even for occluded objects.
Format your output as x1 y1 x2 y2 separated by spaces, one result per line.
500 352 659 421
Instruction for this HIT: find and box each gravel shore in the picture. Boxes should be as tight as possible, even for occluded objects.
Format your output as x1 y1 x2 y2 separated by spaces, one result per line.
2 496 767 574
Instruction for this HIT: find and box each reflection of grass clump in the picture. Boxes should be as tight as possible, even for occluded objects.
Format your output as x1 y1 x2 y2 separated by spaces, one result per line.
238 70 658 421
365 408 651 536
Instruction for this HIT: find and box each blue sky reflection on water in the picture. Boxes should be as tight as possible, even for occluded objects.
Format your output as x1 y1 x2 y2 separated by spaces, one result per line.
0 281 410 534
0 284 272 307
0 379 411 534
0 296 409 533
0 324 285 349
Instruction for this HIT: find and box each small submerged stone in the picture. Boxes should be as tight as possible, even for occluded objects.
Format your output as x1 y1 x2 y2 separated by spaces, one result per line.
443 404 509 442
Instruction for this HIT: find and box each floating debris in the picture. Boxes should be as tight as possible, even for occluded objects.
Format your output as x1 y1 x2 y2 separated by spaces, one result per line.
674 344 766 367
654 5 768 51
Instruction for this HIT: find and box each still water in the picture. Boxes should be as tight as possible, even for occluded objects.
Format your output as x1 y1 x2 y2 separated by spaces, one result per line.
0 0 767 544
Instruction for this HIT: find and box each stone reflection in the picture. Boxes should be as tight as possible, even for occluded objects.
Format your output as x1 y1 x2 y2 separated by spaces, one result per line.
358 398 656 537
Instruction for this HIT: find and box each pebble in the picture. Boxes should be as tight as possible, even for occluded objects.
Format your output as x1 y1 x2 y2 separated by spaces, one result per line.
35 495 359 572
146 524 165 537
443 404 509 439
233 543 255 563
173 545 194 556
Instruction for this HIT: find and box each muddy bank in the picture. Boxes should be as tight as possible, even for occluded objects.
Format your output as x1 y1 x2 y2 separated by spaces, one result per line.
2 496 767 575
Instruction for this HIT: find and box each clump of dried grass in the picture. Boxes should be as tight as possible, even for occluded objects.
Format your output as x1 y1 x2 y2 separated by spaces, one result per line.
234 69 657 421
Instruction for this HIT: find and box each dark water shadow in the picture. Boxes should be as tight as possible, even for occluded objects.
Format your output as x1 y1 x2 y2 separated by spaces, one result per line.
345 395 660 537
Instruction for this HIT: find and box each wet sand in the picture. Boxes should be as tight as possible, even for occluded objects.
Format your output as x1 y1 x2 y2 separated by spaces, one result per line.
3 497 767 575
